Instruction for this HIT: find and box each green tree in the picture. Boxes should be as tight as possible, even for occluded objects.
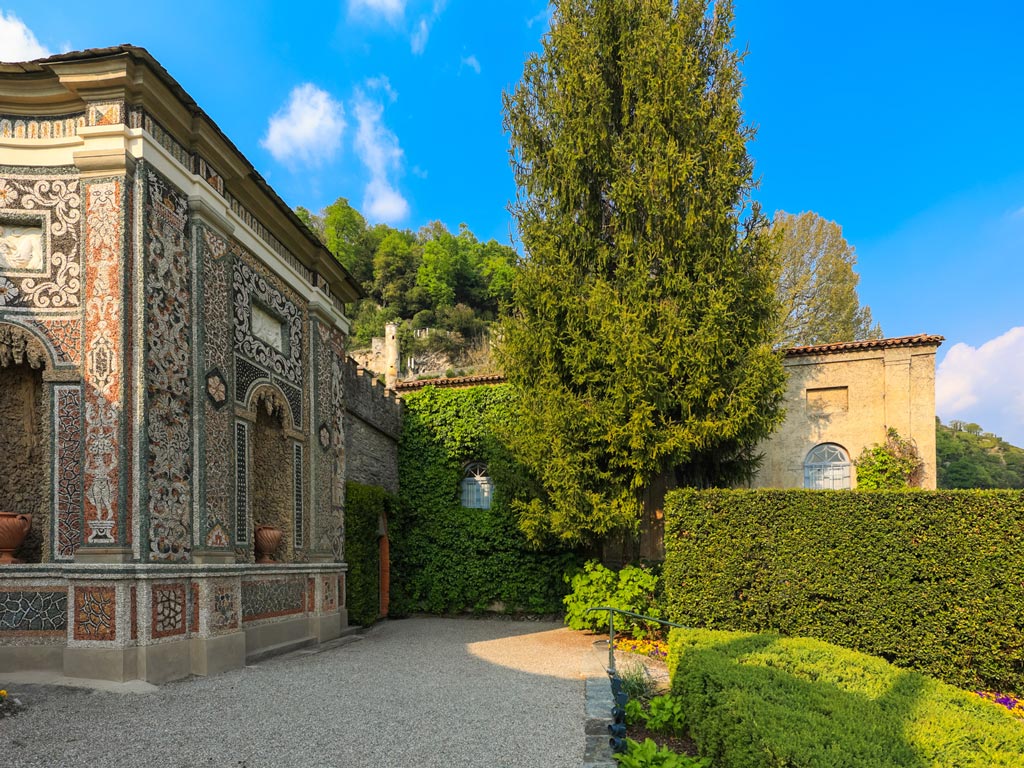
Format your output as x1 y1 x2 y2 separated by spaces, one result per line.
322 197 374 287
772 211 882 347
500 0 786 545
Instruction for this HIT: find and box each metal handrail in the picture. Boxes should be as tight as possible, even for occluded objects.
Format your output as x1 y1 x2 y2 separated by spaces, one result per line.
586 606 689 676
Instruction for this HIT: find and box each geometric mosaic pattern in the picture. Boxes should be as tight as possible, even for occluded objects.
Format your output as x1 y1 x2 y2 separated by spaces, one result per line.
151 583 186 638
73 586 116 641
293 443 303 548
0 590 67 632
241 578 305 622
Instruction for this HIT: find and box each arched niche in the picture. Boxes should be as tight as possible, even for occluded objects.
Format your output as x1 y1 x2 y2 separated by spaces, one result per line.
243 382 305 563
0 323 53 563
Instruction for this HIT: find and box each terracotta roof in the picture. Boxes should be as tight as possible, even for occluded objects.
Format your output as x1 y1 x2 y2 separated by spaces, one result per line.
393 373 507 392
783 334 944 357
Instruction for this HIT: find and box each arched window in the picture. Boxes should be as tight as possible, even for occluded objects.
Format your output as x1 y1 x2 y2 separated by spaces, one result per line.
803 443 852 490
460 462 493 509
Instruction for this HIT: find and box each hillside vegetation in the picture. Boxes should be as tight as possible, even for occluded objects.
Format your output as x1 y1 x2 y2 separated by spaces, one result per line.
937 418 1024 489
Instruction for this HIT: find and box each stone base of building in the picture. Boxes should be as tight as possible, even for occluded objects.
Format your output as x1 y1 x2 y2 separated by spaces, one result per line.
0 562 347 684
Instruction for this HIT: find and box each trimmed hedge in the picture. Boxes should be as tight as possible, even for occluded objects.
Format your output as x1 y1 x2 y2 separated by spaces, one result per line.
344 482 393 627
392 384 579 614
662 489 1024 693
666 627 1024 768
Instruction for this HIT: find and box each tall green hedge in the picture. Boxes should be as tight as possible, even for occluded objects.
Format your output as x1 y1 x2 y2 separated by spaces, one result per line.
392 384 580 614
344 482 393 627
662 489 1024 693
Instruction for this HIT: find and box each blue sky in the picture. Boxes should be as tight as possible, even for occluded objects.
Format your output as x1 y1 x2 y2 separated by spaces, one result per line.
3 1 1023 445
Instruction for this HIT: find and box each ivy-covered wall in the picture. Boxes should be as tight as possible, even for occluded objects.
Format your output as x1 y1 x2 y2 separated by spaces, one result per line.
344 482 394 626
392 384 580 614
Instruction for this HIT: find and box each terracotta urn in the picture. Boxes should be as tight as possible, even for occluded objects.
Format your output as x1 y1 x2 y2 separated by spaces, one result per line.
0 512 32 564
254 524 283 564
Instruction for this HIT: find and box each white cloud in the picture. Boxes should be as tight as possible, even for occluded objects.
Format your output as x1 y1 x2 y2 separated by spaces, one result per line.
527 7 552 29
410 0 446 54
349 0 406 22
936 326 1024 444
0 10 52 61
353 87 409 223
261 84 346 167
365 74 397 102
461 54 481 74
411 18 430 54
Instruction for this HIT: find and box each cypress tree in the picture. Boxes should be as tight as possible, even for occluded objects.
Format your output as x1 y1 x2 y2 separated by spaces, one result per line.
501 0 786 545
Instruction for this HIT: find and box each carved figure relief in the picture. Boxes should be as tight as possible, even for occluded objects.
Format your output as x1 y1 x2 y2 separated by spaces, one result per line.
0 224 43 271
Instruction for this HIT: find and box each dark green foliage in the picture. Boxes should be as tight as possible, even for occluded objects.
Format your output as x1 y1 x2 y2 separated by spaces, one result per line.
296 199 517 356
343 482 394 627
501 0 786 546
391 384 580 614
666 627 1024 768
662 489 1024 693
937 418 1024 489
563 560 662 637
853 427 924 489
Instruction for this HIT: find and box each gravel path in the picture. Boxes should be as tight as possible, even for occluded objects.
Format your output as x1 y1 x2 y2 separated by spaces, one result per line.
1 617 597 768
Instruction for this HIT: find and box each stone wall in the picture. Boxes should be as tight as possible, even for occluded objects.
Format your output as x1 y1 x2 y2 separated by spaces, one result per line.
342 362 401 494
252 406 295 562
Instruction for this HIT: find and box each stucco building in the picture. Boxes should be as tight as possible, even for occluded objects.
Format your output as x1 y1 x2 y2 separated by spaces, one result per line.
0 46 400 683
753 334 943 491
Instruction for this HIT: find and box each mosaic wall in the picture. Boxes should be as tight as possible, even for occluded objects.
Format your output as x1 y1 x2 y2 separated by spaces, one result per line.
0 589 67 633
232 258 303 389
73 585 116 641
210 581 239 633
199 226 233 550
53 384 83 560
314 322 335 554
234 421 249 546
82 180 123 546
241 578 306 621
151 582 186 639
0 169 84 366
143 168 193 562
0 113 86 140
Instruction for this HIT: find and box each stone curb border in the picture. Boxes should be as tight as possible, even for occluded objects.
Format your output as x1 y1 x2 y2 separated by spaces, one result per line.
582 644 617 768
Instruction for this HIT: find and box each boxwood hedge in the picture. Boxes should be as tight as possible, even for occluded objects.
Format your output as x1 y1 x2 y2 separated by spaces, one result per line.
666 627 1024 768
662 489 1024 693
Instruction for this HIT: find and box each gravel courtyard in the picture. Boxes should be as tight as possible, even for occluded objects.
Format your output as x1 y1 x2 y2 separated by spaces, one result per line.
1 617 599 768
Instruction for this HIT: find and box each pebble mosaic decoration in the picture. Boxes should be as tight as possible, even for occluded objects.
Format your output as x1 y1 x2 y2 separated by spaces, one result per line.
241 578 305 621
53 384 83 560
0 590 67 633
73 586 116 641
144 168 193 562
151 583 186 638
82 180 123 546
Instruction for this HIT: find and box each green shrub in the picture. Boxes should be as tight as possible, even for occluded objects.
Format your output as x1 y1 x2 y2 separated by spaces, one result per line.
854 427 924 488
564 560 662 637
666 627 1024 768
392 384 579 614
662 488 1024 693
615 739 711 768
344 482 394 627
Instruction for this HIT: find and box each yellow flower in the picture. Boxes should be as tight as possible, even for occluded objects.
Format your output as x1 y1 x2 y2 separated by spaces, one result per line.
0 690 6 697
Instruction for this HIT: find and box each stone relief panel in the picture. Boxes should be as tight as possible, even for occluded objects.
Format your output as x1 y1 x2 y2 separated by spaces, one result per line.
143 168 193 562
82 180 122 546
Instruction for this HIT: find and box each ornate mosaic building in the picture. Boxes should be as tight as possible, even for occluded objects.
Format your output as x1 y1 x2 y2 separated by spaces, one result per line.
0 46 399 682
